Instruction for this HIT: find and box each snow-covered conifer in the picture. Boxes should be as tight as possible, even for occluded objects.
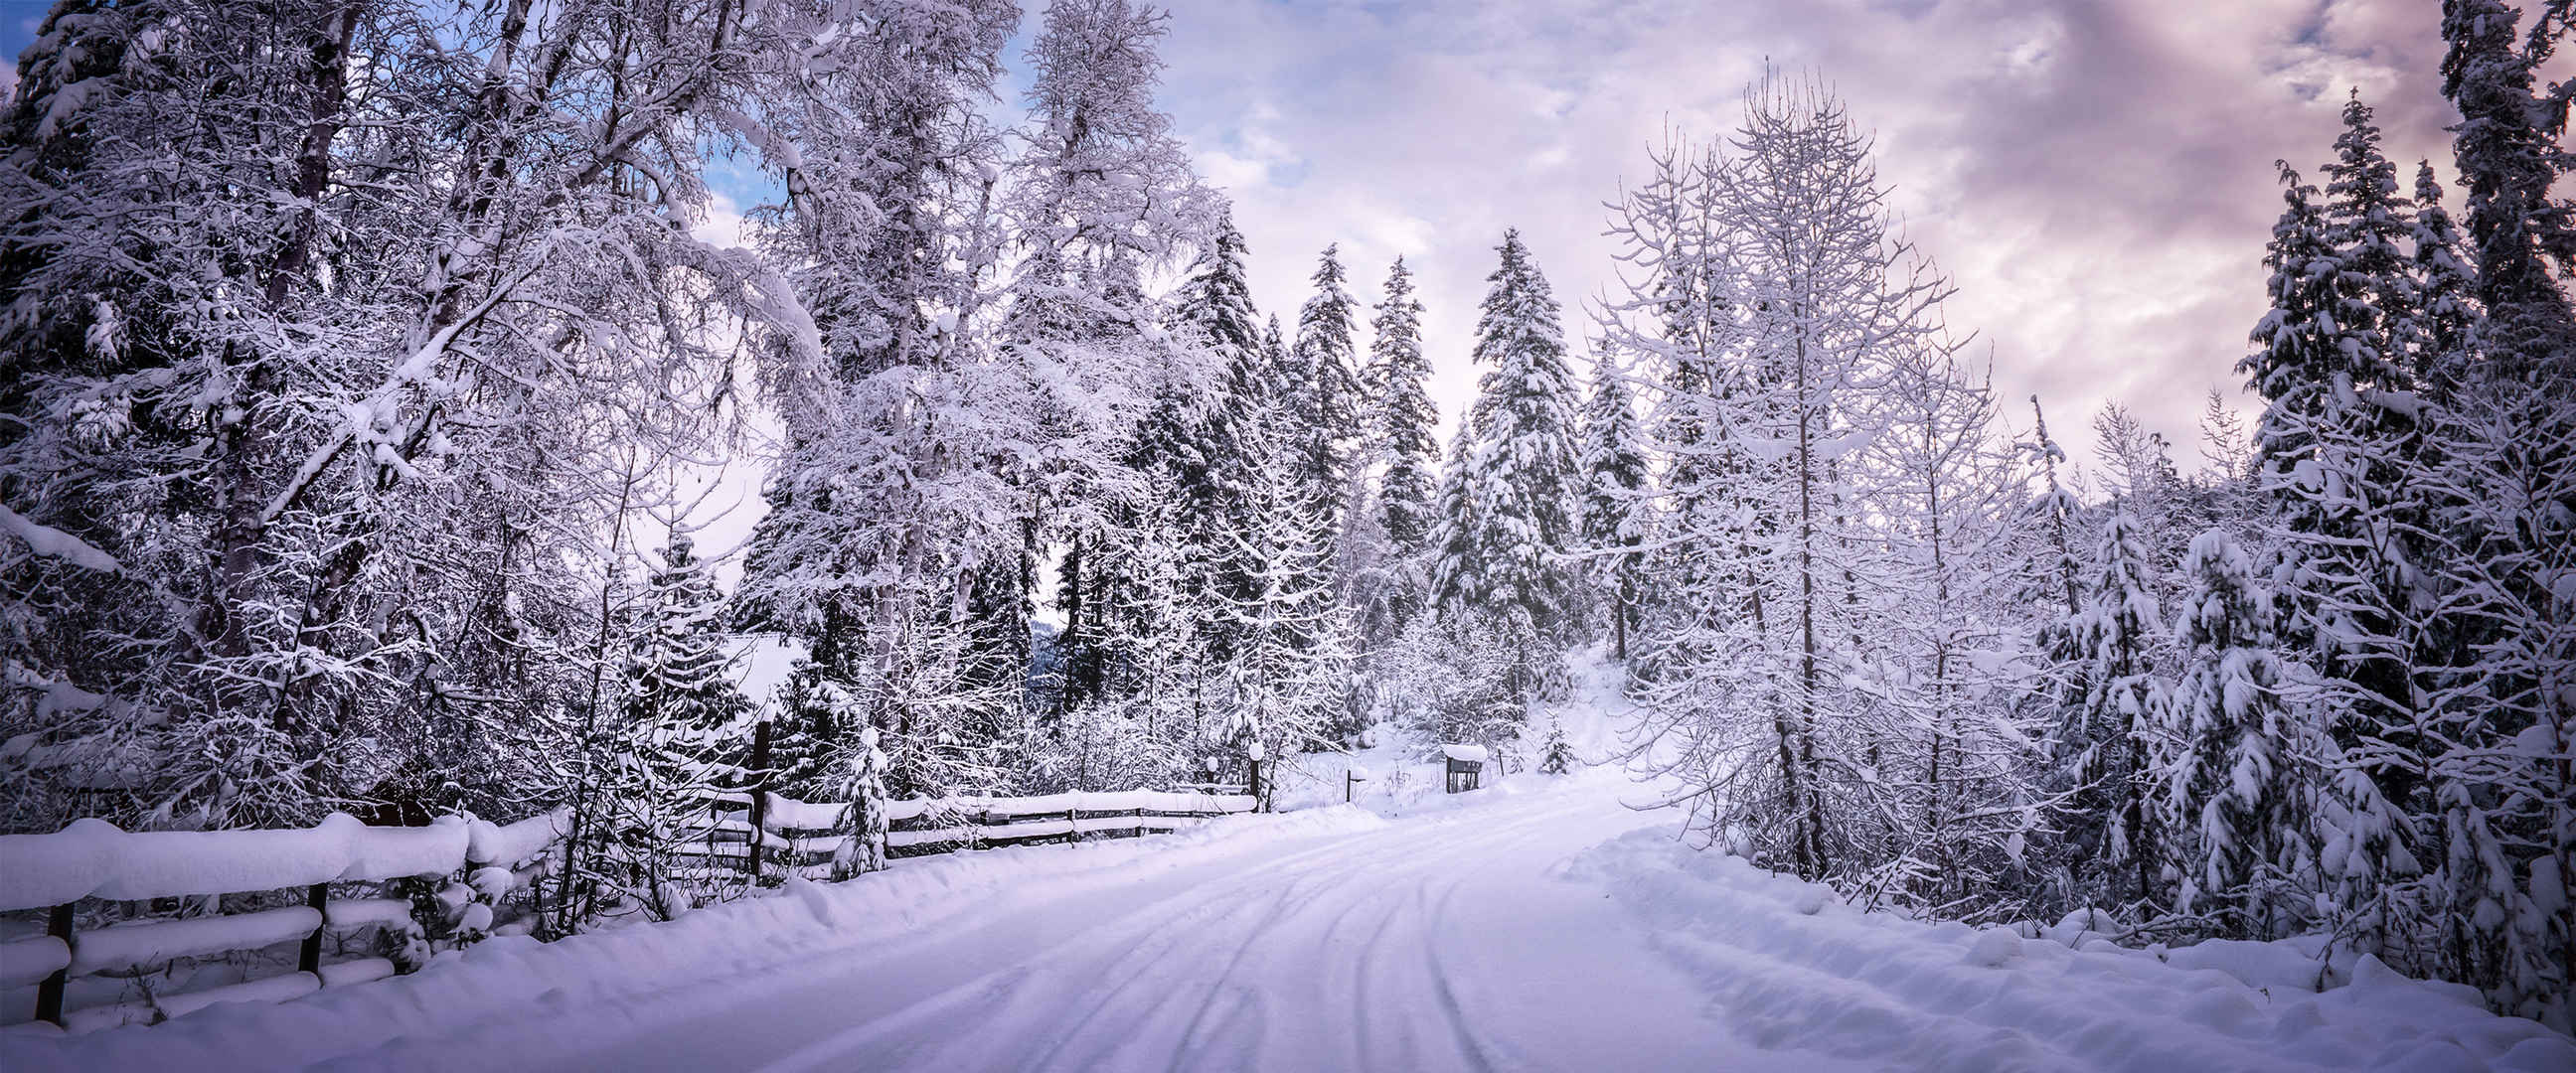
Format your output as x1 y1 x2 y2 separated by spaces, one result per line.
2057 504 2170 911
1578 348 1654 659
2164 529 2310 939
1538 716 1577 775
1431 230 1585 668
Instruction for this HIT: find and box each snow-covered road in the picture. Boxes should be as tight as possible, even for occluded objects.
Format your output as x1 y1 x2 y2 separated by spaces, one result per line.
359 773 1735 1072
11 764 2572 1072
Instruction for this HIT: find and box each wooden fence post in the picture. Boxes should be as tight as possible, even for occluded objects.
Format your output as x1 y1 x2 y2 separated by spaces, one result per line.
35 901 73 1026
745 718 773 883
298 882 329 976
1248 760 1264 811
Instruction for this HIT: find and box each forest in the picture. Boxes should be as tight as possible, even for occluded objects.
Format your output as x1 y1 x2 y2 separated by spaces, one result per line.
0 0 2568 1035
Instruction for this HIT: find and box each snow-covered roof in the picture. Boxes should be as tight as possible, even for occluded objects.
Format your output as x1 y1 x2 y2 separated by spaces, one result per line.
1440 744 1490 764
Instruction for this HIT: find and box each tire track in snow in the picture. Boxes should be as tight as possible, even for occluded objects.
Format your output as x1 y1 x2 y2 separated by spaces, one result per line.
751 785 1645 1072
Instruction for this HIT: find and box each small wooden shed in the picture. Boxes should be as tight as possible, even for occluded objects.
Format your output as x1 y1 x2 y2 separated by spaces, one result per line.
1441 743 1489 794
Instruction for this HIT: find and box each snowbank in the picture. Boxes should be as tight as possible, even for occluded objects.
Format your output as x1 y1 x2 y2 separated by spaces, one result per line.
1568 827 2576 1072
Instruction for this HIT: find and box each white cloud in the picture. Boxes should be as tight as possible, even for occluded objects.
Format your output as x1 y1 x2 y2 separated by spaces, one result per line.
1155 0 2479 476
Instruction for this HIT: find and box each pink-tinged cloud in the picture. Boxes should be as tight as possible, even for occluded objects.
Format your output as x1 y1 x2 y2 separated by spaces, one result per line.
1155 0 2497 480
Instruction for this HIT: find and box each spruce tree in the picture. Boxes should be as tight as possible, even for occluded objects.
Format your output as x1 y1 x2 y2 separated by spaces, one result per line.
1431 229 1585 666
627 535 751 738
2058 504 2168 912
2408 161 2482 384
1351 256 1439 668
1289 244 1363 524
1537 715 1576 775
610 535 751 917
1219 393 1353 787
2248 132 2440 926
1368 256 1439 558
2439 0 2576 378
1159 212 1267 659
1578 348 1653 659
2165 529 2309 939
2427 10 2576 1017
2243 162 2346 538
2320 92 2419 378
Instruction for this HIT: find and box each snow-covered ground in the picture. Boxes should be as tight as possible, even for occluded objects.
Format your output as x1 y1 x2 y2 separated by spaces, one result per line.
6 674 2569 1072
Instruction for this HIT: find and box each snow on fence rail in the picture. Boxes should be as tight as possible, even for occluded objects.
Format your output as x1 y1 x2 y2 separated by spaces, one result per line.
680 787 1258 879
0 787 1252 1033
0 809 567 1033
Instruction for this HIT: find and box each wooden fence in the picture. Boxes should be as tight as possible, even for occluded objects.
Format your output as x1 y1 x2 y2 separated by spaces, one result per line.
0 785 1253 1032
676 787 1258 880
0 809 565 1033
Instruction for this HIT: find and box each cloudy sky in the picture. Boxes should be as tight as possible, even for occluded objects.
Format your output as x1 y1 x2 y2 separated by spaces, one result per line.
0 0 2504 482
1153 0 2477 479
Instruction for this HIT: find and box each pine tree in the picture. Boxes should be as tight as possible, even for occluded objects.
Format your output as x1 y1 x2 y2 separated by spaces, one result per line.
1431 229 1585 667
2418 14 2576 1017
627 536 751 741
2321 92 2421 378
2057 504 2168 912
1537 715 1576 775
2439 0 2576 379
1218 394 1353 796
2164 529 2310 939
832 726 890 880
1579 348 1653 659
1368 257 1439 558
1156 210 1267 633
1289 244 1363 524
2243 162 2346 545
2408 161 2483 385
2245 130 2444 946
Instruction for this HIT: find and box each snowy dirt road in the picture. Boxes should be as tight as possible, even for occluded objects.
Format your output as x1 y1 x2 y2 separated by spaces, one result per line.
356 772 1745 1073
12 765 2572 1072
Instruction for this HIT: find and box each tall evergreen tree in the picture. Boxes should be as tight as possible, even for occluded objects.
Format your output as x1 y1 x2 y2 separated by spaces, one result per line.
1349 255 1439 665
2164 529 2310 940
2409 161 2483 384
610 534 750 918
2439 0 2576 378
1431 230 1586 705
627 536 751 739
1289 244 1363 524
1578 348 1653 659
1154 211 1267 663
2429 7 2576 1023
1368 257 1439 558
2244 141 2437 937
1219 393 1353 789
2057 504 2168 911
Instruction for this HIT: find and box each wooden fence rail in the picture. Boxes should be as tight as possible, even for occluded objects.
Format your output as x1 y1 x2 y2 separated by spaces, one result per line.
0 809 565 1033
677 788 1258 879
0 785 1253 1032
